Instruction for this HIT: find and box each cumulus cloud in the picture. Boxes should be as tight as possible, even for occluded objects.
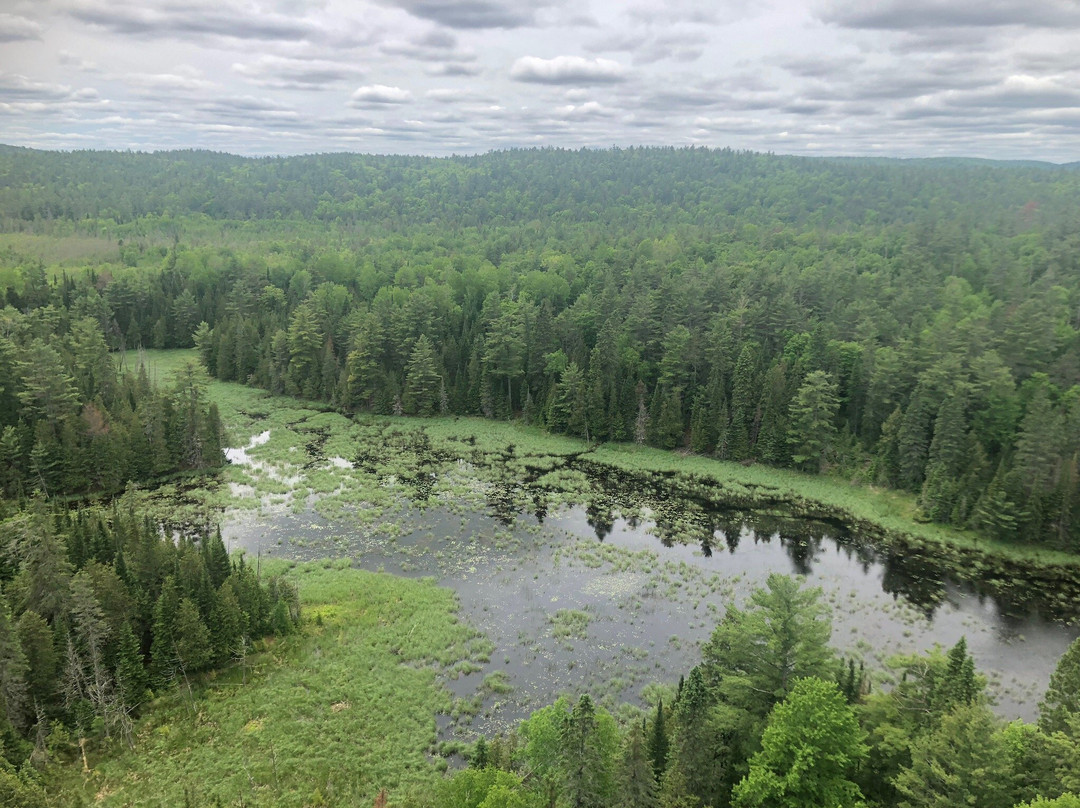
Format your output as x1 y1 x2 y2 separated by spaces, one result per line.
0 13 42 42
349 84 413 105
510 56 628 84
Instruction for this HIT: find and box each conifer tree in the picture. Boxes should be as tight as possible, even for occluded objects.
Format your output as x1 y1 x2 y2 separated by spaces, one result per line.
787 370 839 472
403 335 443 416
648 698 669 782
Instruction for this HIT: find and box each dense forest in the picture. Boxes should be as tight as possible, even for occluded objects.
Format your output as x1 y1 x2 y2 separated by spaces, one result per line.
4 146 1080 806
4 147 1080 550
0 289 299 793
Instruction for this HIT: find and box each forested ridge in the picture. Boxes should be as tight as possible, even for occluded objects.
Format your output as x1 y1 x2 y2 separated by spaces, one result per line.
3 146 1079 550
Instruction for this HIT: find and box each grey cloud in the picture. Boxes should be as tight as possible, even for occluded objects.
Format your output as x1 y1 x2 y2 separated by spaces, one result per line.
234 56 364 90
511 56 627 84
58 51 99 71
380 30 476 62
949 76 1080 109
779 54 863 79
383 1 551 29
819 0 1080 30
0 13 42 42
66 0 365 45
0 74 81 101
637 88 725 111
426 62 483 76
625 2 722 25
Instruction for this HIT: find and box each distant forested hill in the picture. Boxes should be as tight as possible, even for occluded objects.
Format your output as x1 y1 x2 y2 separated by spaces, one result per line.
3 146 1080 232
4 146 1080 551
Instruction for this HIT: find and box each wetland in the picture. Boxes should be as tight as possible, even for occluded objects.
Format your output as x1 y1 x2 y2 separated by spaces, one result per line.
171 369 1080 736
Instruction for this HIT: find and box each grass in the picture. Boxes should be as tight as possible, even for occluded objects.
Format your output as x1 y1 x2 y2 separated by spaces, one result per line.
549 609 592 640
52 561 487 807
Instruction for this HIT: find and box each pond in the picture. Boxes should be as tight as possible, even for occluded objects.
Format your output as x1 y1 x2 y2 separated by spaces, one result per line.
219 458 1079 738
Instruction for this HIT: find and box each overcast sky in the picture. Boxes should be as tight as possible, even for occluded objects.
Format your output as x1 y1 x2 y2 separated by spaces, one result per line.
2 0 1080 160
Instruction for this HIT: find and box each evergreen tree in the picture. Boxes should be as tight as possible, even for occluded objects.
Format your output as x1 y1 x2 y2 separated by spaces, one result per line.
621 722 660 808
403 335 443 417
787 370 840 472
728 343 758 461
892 704 1011 808
647 698 669 783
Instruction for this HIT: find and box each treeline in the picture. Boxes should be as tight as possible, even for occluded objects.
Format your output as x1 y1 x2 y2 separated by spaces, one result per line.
5 148 1080 550
0 501 300 779
425 574 1080 808
3 147 1080 233
0 301 224 497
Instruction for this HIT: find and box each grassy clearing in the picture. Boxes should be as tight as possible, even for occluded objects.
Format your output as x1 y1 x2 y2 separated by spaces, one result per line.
53 561 485 807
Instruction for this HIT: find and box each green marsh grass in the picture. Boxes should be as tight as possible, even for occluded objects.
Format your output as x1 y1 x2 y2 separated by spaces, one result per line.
55 562 486 808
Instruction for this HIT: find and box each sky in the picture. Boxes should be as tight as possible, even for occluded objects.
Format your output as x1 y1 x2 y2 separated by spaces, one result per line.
2 0 1080 160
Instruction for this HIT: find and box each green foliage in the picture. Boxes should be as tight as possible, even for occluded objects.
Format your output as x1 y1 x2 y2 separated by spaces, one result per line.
1040 637 1080 736
703 574 836 717
787 370 840 472
891 704 1011 808
732 677 867 808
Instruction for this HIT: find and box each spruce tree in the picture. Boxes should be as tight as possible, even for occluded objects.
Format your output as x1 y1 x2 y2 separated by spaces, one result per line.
648 698 669 782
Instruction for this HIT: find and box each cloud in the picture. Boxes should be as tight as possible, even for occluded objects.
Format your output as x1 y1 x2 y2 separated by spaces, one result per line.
234 56 364 90
196 95 300 123
58 51 99 71
0 74 79 101
426 62 482 77
554 101 615 118
511 56 628 84
65 0 366 45
818 0 1080 30
383 0 549 29
381 30 476 62
0 13 42 42
588 29 708 65
125 70 217 93
349 84 413 105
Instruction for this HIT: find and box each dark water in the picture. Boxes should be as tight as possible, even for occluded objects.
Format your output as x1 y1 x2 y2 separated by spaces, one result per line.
221 493 1079 735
